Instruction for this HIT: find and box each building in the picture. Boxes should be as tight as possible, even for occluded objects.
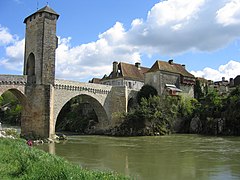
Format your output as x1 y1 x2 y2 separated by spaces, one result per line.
89 78 101 84
144 60 195 97
234 75 240 86
101 61 149 90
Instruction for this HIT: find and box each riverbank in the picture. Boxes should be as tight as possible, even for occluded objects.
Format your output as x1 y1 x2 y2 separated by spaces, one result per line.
0 137 129 179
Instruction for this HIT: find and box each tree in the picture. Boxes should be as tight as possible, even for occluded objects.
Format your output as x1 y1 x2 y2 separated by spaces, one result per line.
0 91 22 125
121 95 179 135
194 79 204 100
223 86 240 135
137 84 158 104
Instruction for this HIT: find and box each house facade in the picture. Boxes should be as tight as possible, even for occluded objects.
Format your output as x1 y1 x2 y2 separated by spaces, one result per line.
144 60 195 97
101 61 149 91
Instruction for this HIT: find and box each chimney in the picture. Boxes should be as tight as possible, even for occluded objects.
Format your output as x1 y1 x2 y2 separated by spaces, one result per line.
182 64 185 69
135 62 141 70
113 61 118 73
222 77 225 82
229 78 234 87
168 59 173 64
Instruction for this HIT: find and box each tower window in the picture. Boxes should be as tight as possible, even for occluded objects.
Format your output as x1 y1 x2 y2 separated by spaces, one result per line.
26 53 35 76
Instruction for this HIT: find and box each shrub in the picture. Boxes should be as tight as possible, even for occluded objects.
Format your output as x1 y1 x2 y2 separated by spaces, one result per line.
136 84 158 104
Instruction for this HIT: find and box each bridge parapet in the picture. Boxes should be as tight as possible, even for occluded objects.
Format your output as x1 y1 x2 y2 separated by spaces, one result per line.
0 75 27 85
54 79 112 95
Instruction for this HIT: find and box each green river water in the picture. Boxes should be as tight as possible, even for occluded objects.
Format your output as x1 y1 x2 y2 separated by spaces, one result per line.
37 134 240 180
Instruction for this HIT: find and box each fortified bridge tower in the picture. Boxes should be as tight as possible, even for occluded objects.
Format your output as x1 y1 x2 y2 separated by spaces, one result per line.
17 6 135 138
21 6 59 138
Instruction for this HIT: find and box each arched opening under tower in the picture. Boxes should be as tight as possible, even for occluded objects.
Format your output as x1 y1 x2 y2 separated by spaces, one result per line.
0 89 28 128
55 94 109 134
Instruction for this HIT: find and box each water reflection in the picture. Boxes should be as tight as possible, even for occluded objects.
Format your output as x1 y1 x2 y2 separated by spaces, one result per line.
37 135 240 180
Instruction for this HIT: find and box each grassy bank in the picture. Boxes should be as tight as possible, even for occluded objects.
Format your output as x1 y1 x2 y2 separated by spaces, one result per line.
0 138 129 180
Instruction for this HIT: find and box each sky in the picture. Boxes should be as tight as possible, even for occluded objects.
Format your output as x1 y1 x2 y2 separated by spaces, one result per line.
0 0 240 82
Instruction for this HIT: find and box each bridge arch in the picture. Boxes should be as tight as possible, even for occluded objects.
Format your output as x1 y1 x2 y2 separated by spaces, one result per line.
0 88 30 128
54 92 109 133
0 87 27 107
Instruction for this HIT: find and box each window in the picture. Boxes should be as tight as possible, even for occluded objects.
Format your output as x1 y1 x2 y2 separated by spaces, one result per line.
26 53 35 76
128 82 132 89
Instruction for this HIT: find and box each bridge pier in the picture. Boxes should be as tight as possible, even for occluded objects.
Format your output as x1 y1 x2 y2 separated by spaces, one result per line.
21 84 55 138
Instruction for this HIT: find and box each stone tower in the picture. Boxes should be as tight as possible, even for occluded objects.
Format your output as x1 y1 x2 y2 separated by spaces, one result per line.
21 6 59 138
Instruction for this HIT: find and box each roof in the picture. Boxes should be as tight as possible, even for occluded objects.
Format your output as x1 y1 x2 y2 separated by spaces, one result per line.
120 62 149 81
165 84 182 92
24 5 59 23
102 62 149 82
147 60 195 78
89 78 101 84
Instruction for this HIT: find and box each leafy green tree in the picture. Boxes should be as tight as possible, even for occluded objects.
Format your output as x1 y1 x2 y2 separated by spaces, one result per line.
137 84 158 104
121 95 179 135
0 91 22 125
223 86 240 135
195 89 223 134
194 79 204 100
56 96 98 133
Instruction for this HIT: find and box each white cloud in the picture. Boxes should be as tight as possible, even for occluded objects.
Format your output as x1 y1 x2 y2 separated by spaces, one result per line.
216 0 240 26
55 23 141 81
1 0 240 82
127 0 240 54
191 60 240 81
147 0 205 26
0 26 15 45
0 39 24 72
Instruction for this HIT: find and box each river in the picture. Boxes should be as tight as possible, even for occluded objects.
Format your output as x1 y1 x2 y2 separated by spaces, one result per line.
35 134 240 180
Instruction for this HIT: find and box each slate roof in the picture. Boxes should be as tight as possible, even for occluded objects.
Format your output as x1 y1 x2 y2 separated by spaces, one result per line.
102 62 149 82
147 60 195 78
24 5 59 23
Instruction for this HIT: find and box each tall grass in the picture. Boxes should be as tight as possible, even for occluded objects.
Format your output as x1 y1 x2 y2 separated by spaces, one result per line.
0 138 129 180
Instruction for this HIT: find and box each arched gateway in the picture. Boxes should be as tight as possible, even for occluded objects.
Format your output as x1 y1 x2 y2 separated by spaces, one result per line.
0 6 130 139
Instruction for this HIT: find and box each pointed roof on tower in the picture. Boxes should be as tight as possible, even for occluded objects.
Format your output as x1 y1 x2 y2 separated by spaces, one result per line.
24 5 59 23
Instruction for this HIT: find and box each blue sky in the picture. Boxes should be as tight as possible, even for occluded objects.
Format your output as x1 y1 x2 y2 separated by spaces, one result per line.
0 0 240 82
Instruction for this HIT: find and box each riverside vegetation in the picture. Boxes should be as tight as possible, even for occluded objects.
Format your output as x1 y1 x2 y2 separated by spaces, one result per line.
109 84 240 136
0 137 129 179
1 84 240 136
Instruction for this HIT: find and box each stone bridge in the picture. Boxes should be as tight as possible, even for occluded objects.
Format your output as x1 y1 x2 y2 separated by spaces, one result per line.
0 6 138 138
0 75 135 138
0 75 27 107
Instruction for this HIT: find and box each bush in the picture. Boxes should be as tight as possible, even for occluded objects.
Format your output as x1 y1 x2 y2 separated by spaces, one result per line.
136 84 158 104
118 95 179 136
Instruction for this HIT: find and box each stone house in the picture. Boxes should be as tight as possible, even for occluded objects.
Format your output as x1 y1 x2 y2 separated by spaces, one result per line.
210 76 240 95
144 60 195 97
234 75 240 86
89 78 101 84
101 61 149 90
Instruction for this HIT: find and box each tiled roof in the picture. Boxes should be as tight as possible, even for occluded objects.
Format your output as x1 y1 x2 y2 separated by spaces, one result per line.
120 62 149 81
24 5 59 23
36 5 59 16
147 60 195 78
102 62 149 82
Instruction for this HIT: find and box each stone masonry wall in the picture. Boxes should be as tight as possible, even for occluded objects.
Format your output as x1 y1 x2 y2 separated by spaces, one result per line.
53 79 113 130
